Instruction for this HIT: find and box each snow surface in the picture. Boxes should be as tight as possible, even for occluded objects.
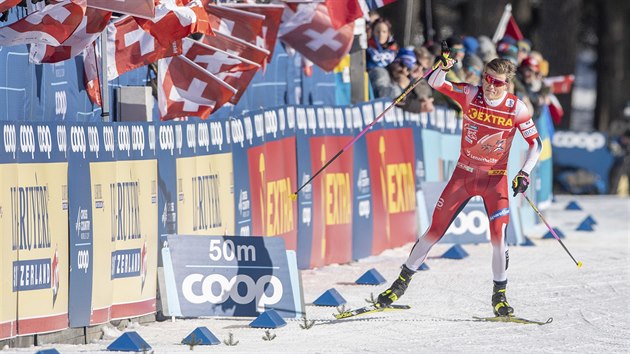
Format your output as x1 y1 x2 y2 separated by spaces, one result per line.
7 195 630 353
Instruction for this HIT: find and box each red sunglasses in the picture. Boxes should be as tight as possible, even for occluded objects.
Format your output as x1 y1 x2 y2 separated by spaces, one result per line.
483 74 508 87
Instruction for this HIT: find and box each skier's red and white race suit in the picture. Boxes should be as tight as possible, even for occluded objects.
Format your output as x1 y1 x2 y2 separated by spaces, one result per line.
405 69 542 282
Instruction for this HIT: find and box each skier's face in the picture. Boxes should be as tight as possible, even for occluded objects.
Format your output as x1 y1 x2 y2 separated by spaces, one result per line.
482 69 508 100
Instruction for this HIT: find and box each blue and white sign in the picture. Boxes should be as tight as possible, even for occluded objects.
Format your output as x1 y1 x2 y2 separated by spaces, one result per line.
163 235 303 318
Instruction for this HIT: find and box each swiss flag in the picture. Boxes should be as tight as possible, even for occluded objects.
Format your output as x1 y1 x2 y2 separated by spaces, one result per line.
0 0 87 47
324 0 362 29
225 3 283 61
0 0 20 13
205 4 264 44
87 0 155 19
82 43 101 106
134 0 212 47
30 7 112 64
182 37 260 74
158 55 237 120
217 68 258 105
279 4 354 72
199 32 269 66
106 15 182 79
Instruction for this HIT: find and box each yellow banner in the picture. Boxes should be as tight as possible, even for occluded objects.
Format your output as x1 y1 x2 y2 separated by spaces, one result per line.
14 163 69 334
0 164 17 339
176 153 234 235
90 160 158 321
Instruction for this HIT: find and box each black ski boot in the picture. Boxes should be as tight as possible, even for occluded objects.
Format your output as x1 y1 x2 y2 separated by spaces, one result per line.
492 282 514 317
377 265 415 307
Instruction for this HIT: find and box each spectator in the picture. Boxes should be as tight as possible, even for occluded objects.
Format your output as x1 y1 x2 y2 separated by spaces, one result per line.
517 39 532 65
445 35 466 82
518 56 551 118
477 35 498 63
366 18 398 70
463 36 479 56
609 129 630 195
462 54 484 85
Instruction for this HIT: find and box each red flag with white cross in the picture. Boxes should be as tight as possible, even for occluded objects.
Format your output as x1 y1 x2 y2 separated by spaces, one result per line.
158 55 237 120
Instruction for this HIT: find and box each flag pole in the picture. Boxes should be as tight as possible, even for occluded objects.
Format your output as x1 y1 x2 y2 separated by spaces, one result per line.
100 28 110 122
492 3 512 44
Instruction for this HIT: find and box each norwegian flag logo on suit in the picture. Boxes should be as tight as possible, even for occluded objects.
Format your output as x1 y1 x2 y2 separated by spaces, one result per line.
106 16 182 80
205 4 264 44
30 7 112 64
134 0 213 47
158 55 237 120
226 3 283 61
87 0 155 19
0 0 21 13
279 4 354 72
0 0 87 46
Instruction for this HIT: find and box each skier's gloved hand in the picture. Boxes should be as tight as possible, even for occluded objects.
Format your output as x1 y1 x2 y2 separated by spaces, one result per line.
511 170 530 197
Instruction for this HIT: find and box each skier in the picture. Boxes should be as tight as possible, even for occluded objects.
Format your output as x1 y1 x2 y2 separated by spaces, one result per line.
377 57 542 317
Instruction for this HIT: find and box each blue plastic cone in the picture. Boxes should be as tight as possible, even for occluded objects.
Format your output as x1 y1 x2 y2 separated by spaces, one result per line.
519 236 536 246
107 331 151 352
36 349 60 354
576 218 595 231
417 263 430 271
249 309 287 329
584 215 597 225
542 227 565 239
355 268 386 285
181 327 220 346
565 201 582 210
313 288 346 306
440 244 469 259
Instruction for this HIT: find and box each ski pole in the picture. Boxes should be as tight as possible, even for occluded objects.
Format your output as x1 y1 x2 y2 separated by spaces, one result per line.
290 42 452 201
521 193 583 268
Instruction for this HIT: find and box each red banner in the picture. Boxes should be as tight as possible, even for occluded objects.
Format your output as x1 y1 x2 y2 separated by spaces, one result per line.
308 136 353 267
366 128 418 254
248 138 298 250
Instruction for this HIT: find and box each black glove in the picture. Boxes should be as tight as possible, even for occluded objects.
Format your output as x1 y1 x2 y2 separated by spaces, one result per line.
512 170 530 197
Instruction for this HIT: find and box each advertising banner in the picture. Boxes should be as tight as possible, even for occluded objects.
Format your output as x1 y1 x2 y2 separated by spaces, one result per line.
164 235 303 318
349 104 379 260
108 123 157 320
0 123 17 340
175 118 234 236
14 122 69 335
365 112 418 254
231 113 262 237
248 109 298 250
67 123 95 327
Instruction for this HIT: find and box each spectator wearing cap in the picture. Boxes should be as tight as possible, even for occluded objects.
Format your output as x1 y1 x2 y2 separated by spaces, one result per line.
518 55 555 118
463 36 479 56
445 35 466 82
517 39 532 65
462 54 484 85
366 18 398 70
477 35 497 63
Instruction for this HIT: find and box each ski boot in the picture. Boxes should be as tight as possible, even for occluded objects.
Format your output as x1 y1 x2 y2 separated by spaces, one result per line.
377 265 415 307
492 282 514 317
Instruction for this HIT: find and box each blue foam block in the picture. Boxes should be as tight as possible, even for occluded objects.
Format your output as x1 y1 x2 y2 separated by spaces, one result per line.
313 288 346 306
36 349 60 354
181 327 220 346
542 227 565 239
417 263 430 271
576 219 595 231
584 215 597 225
565 201 582 210
107 331 151 352
519 236 536 246
249 309 287 329
441 244 469 259
355 268 386 285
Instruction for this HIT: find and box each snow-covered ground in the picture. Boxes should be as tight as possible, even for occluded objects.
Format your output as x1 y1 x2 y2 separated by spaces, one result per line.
6 195 630 353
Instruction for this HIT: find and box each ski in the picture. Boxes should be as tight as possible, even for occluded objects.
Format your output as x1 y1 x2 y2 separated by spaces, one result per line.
472 315 553 325
334 304 411 319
